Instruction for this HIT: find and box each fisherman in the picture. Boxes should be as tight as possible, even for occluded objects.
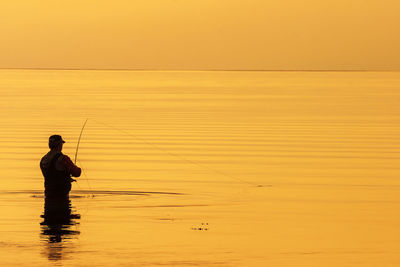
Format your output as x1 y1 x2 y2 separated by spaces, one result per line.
40 135 81 198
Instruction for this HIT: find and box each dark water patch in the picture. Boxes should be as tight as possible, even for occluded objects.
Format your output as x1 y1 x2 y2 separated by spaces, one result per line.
267 198 400 204
73 190 183 196
155 218 177 221
0 241 33 248
278 250 387 255
0 190 183 197
31 194 86 199
191 222 210 231
0 190 46 195
273 183 400 188
111 204 209 209
140 260 228 266
82 177 259 185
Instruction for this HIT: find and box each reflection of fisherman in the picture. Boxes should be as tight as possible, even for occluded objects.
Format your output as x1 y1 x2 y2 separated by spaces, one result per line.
40 197 81 260
40 135 81 198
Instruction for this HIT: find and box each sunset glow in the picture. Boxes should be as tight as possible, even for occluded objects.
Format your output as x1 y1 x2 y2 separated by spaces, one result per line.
1 0 399 70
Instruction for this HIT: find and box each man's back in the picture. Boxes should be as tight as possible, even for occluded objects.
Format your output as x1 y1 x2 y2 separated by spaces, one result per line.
40 146 81 198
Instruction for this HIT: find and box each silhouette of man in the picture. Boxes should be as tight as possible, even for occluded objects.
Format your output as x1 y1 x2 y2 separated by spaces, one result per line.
40 197 80 261
40 135 81 198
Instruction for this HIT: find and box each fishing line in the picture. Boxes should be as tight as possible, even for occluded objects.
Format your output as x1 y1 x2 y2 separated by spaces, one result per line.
92 119 263 187
77 158 92 192
74 177 83 190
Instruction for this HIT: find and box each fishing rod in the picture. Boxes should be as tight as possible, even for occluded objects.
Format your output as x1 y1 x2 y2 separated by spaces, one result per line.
75 118 88 164
73 119 94 196
92 119 264 188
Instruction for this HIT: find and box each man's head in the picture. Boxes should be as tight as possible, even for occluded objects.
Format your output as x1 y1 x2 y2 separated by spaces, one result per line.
49 135 65 150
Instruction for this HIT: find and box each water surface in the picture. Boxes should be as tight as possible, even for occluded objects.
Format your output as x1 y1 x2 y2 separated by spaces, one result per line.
0 70 399 266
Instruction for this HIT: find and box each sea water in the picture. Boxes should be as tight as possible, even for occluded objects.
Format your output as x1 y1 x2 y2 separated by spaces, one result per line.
0 70 399 266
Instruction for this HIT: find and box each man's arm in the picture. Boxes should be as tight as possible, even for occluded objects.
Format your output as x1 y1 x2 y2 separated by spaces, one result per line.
61 155 82 177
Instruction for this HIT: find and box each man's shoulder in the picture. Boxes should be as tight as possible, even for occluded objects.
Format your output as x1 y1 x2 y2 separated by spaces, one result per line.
41 151 51 159
60 154 72 161
58 154 74 165
40 151 60 168
40 151 53 164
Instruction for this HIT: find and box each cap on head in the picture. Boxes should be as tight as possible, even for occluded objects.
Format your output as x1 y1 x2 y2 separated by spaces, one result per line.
49 135 65 149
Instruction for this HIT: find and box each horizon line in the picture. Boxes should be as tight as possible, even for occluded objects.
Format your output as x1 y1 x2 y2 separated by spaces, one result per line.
0 67 399 72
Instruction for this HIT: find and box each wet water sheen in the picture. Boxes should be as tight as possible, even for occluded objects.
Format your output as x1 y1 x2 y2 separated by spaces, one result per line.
0 70 400 266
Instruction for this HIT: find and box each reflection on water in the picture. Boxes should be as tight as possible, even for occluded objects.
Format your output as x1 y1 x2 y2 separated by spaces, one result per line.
0 70 399 266
40 197 80 261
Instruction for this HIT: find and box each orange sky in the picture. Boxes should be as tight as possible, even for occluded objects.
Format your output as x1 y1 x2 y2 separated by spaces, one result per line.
0 0 399 70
